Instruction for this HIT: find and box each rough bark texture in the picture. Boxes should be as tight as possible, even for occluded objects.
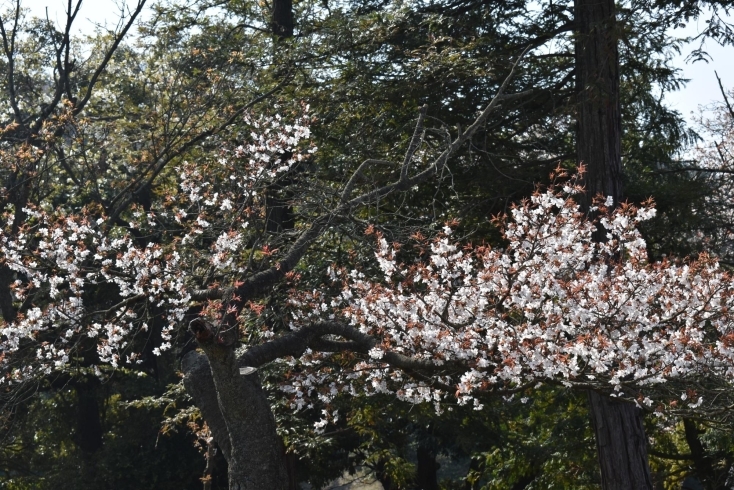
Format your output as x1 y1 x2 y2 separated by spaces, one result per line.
588 391 652 489
576 0 653 487
575 0 623 209
183 350 287 489
182 352 232 462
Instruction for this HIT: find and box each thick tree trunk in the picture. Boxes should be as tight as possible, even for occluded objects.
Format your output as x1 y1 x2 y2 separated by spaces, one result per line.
182 350 288 490
575 0 623 209
183 351 233 462
588 391 652 489
575 0 653 487
272 0 294 39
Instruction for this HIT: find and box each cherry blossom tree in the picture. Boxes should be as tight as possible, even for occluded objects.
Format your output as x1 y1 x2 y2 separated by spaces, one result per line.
685 85 734 263
3 7 734 482
5 100 734 488
0 47 541 484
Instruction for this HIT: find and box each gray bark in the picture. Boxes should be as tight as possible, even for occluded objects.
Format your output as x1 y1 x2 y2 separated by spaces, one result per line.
182 351 232 462
182 349 287 489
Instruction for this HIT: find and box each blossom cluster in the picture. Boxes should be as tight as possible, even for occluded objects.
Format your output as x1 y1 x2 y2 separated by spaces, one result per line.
0 108 314 382
0 208 189 378
287 175 734 412
173 108 315 270
690 92 734 262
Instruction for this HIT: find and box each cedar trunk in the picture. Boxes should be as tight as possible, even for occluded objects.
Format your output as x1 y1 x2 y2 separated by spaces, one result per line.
588 392 653 489
575 0 623 208
272 0 294 39
575 0 653 487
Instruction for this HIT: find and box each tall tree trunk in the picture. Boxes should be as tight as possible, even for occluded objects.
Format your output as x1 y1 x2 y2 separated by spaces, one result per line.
575 0 623 209
182 350 288 490
588 391 653 489
272 0 294 39
575 0 653 487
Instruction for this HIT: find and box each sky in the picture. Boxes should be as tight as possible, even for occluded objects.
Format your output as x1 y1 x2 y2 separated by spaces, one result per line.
19 0 138 32
665 13 734 124
13 0 734 127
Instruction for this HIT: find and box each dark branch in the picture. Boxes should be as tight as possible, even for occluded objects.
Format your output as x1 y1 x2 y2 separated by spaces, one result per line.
715 70 734 122
196 49 534 309
238 321 458 376
104 80 288 227
0 0 22 122
73 0 147 116
400 105 428 183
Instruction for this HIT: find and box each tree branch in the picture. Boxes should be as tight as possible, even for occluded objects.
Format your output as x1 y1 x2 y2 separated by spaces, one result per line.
400 105 428 183
238 321 458 376
0 0 22 122
104 79 288 227
202 50 533 308
72 0 147 116
715 70 734 122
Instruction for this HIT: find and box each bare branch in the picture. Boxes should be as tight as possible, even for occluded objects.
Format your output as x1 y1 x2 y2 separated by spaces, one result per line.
193 49 534 309
73 0 147 116
105 79 288 226
0 0 22 122
339 159 392 205
400 104 428 183
61 1 83 101
715 70 734 122
34 0 83 128
238 321 458 376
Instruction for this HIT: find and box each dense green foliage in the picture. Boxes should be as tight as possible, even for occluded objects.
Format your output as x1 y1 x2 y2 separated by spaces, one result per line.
0 370 221 489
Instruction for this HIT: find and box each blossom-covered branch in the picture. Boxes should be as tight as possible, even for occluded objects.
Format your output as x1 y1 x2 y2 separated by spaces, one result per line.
281 169 734 413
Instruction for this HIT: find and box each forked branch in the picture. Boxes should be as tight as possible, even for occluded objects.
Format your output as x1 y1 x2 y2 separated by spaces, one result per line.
195 46 534 314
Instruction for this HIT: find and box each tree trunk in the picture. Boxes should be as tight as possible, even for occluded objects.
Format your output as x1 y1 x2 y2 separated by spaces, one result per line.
588 391 652 489
284 450 298 490
182 350 288 490
416 444 439 490
272 0 294 39
575 0 653 487
575 0 623 209
683 419 715 488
